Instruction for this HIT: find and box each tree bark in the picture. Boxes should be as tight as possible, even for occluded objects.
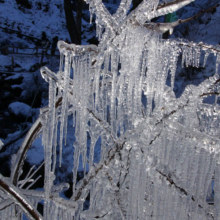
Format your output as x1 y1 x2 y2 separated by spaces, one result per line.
76 0 83 45
64 0 81 44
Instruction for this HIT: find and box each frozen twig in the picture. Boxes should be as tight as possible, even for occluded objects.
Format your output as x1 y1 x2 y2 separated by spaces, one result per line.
0 174 43 220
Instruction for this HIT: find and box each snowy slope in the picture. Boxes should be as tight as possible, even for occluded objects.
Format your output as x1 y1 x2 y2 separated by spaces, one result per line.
0 0 69 43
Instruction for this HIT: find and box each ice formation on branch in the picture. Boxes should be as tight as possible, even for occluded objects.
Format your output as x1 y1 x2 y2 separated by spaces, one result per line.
38 25 220 219
1 0 220 219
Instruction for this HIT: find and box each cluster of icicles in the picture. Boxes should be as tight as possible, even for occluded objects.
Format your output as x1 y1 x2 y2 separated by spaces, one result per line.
35 24 220 220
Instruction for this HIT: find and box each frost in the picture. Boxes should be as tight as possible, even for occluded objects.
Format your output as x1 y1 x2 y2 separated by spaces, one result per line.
1 0 220 219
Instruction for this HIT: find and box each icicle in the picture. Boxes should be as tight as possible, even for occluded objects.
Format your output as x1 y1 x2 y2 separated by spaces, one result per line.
110 50 118 132
181 46 186 68
72 144 81 195
203 50 210 67
52 119 58 174
193 47 201 68
89 7 93 24
216 53 220 75
215 160 220 219
170 50 179 90
59 52 71 167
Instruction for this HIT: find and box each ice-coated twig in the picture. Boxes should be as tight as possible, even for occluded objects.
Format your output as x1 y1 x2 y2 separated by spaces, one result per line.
10 118 43 186
58 41 99 55
177 39 220 54
113 0 132 23
0 174 43 220
26 175 42 190
143 20 181 34
87 108 118 144
124 0 195 25
17 162 44 189
18 164 36 188
0 199 14 211
129 3 220 35
150 0 196 20
72 141 126 201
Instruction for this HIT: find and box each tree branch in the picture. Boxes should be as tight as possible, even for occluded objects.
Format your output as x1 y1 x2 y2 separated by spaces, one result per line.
200 92 219 97
154 0 195 16
156 169 187 196
142 3 220 34
72 141 126 201
0 174 43 220
155 169 209 212
146 0 196 21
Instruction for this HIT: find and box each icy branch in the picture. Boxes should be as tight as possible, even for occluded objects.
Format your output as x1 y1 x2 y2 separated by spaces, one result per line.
10 118 42 186
58 41 99 56
132 3 220 35
72 141 126 201
127 0 195 24
143 20 181 34
0 174 43 220
0 199 14 211
152 0 196 20
113 0 132 23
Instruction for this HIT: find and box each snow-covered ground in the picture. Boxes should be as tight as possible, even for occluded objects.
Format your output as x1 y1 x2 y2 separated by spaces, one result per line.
0 0 69 43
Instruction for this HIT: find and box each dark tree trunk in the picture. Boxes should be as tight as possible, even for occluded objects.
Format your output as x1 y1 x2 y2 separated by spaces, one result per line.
76 0 83 45
64 0 81 44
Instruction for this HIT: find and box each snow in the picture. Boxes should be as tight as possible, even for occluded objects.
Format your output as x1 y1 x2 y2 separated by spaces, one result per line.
26 135 44 165
8 101 31 117
0 55 12 69
0 0 69 42
0 139 3 150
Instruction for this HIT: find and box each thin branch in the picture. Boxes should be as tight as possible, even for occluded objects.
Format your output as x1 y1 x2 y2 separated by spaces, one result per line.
58 41 99 55
87 108 117 144
156 169 187 195
200 92 219 97
149 0 196 21
142 4 220 35
179 3 219 23
156 100 190 125
72 141 126 201
0 174 43 220
177 40 220 53
0 199 14 211
11 118 42 186
155 169 207 210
